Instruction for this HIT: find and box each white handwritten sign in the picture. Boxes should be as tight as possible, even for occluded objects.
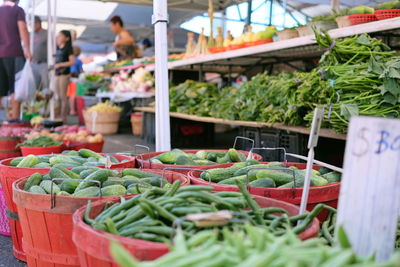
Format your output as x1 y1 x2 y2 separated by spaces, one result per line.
336 116 400 261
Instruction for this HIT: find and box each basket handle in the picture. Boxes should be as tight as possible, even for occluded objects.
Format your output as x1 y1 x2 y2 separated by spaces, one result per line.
233 136 255 152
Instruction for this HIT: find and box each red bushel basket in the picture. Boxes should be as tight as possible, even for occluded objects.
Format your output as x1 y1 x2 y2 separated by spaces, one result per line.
0 187 10 236
375 9 400 20
348 14 378 25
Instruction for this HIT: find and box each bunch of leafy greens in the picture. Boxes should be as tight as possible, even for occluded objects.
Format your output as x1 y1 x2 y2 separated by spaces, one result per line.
169 80 218 116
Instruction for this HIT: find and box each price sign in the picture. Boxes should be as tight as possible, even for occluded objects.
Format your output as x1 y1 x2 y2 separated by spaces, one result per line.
336 116 400 261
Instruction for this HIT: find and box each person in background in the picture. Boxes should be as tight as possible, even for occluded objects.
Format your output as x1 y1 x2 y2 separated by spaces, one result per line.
0 0 31 118
54 30 74 123
142 38 154 58
67 46 83 116
32 16 48 90
109 16 135 60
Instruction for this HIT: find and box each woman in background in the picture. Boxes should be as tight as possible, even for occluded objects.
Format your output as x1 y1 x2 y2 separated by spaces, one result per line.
67 46 83 116
109 16 136 60
54 30 75 123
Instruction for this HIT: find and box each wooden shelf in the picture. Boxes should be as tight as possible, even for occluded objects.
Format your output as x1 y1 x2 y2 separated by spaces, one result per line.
135 107 347 140
145 17 400 72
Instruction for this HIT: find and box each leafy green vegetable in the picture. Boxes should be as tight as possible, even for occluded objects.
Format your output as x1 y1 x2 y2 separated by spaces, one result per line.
18 136 63 147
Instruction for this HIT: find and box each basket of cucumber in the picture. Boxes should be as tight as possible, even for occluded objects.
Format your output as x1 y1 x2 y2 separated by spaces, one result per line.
188 161 341 221
12 167 189 267
0 148 133 262
136 148 262 174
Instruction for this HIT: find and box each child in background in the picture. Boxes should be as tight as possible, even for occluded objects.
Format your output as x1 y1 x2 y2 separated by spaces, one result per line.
54 30 75 123
67 46 83 116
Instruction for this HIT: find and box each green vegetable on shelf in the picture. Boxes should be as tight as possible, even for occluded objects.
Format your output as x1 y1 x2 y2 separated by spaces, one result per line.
18 136 63 147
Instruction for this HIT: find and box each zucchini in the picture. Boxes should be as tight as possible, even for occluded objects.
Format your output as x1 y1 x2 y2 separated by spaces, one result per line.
16 155 39 168
24 173 43 191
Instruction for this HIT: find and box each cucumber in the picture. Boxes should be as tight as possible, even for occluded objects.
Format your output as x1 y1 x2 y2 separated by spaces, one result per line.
193 160 216 165
218 175 247 185
60 180 80 194
80 169 98 179
141 177 169 187
227 148 241 162
79 149 102 159
122 177 140 188
71 166 95 174
150 158 162 164
216 153 231 164
101 185 126 196
40 180 60 194
74 169 113 191
52 163 80 169
157 151 184 164
33 162 51 168
37 155 53 163
16 155 39 168
122 169 161 179
323 172 341 183
29 185 46 194
201 165 239 182
73 186 100 197
195 150 208 160
102 177 124 187
68 156 88 165
245 159 260 166
10 157 24 166
205 151 217 162
83 162 104 167
24 173 43 191
42 174 51 181
56 166 80 179
175 155 196 165
66 150 79 156
49 167 71 180
49 155 79 166
255 169 294 186
233 164 272 177
249 178 276 188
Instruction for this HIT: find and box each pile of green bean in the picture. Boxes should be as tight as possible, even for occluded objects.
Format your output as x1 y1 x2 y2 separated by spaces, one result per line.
85 180 331 242
110 224 400 267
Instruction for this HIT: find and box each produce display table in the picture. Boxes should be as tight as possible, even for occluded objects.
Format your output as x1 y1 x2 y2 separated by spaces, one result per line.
134 106 347 141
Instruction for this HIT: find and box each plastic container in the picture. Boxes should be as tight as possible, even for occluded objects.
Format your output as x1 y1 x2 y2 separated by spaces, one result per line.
335 15 352 28
104 153 136 169
86 140 105 153
375 9 400 20
72 194 319 267
0 187 10 236
348 14 377 25
13 169 189 267
188 162 339 221
277 29 299 40
0 159 52 261
136 149 263 174
20 144 64 156
84 111 121 135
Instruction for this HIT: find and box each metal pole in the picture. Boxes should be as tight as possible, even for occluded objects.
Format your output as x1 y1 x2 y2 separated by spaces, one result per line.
153 0 171 151
268 0 273 26
246 0 252 25
331 0 340 12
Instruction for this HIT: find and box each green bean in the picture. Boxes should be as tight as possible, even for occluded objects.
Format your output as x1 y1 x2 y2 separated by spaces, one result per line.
139 198 178 222
235 180 263 225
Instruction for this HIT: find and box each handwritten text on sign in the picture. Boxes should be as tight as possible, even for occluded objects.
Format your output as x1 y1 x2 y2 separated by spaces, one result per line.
336 116 400 261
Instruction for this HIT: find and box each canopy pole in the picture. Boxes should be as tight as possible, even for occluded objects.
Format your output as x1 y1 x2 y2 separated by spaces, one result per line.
331 0 340 12
153 0 171 151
